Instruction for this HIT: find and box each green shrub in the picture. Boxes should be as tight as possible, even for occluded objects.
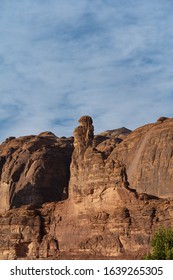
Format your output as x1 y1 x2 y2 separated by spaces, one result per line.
144 226 173 260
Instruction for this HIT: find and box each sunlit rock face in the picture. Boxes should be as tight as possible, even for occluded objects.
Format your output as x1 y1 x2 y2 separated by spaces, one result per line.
0 116 173 260
111 117 173 198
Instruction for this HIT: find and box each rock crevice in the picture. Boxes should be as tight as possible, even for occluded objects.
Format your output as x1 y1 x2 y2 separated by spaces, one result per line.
0 116 173 259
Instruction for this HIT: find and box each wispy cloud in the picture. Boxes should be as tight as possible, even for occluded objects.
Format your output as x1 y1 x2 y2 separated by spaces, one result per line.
0 0 173 141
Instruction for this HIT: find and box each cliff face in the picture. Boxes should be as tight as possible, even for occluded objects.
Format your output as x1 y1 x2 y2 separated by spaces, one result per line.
0 116 173 259
0 132 73 213
111 118 173 198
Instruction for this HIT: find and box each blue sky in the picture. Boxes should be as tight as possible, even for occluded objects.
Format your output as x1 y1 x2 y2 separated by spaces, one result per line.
0 0 173 141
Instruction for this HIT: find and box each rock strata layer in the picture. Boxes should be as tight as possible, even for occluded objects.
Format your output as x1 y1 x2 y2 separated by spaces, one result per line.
0 116 173 259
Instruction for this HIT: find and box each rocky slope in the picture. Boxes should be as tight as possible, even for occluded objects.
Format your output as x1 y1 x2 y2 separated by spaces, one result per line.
0 116 173 259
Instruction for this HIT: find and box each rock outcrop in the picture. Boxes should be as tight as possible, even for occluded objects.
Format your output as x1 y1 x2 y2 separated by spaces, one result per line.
63 116 173 257
0 116 173 259
0 133 73 213
73 115 94 154
111 118 173 198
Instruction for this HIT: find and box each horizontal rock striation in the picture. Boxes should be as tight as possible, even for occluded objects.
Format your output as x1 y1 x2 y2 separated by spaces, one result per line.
0 116 173 259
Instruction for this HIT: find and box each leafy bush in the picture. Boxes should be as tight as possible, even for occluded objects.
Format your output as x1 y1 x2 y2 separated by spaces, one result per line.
144 226 173 260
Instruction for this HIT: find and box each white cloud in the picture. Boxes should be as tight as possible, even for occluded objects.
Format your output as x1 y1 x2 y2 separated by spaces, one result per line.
0 0 173 141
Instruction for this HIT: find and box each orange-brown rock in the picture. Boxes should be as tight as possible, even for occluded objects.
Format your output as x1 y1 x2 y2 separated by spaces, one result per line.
62 116 172 257
0 116 173 260
0 133 73 213
73 115 94 154
93 127 131 157
111 118 173 198
0 206 42 259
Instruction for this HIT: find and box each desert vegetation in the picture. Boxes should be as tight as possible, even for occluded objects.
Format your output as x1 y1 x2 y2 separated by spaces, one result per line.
144 226 173 260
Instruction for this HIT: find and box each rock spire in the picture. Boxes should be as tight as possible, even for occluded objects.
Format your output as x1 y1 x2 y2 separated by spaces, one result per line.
73 115 94 155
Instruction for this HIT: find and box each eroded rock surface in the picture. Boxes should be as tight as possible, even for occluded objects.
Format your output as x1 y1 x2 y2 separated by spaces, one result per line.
0 133 73 213
0 116 173 259
111 118 173 198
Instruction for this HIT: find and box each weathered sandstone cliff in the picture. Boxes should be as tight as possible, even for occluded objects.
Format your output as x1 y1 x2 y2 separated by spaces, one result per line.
0 116 173 259
0 132 73 213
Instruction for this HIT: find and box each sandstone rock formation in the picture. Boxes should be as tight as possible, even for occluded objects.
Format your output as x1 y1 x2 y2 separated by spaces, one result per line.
111 118 173 198
73 115 94 154
0 116 173 260
0 133 73 213
93 127 131 157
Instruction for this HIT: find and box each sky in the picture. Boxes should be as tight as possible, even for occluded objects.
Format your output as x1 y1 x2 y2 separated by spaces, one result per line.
0 0 173 142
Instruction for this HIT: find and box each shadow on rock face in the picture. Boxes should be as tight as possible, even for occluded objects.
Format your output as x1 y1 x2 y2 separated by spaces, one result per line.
9 146 72 209
0 133 74 212
10 182 68 208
